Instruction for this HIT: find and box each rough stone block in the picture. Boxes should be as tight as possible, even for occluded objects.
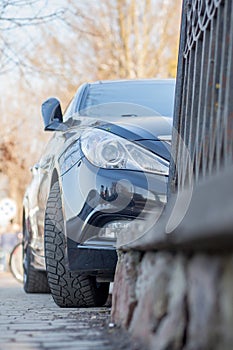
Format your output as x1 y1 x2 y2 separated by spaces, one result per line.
150 254 187 350
129 252 172 342
111 250 141 328
128 252 187 350
215 255 233 350
184 254 221 350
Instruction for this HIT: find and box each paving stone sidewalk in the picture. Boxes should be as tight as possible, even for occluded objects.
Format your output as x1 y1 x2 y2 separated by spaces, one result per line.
0 272 136 350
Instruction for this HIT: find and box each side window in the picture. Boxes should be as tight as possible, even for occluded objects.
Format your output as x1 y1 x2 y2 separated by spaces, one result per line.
74 83 89 114
63 83 89 121
63 98 75 122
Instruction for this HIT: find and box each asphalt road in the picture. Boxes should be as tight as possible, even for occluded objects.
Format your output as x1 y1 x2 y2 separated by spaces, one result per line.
0 272 133 350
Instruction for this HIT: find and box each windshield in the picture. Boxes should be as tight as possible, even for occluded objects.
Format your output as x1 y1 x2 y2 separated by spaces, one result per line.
76 80 175 118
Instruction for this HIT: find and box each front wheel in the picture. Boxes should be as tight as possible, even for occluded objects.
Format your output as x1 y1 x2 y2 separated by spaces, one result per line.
44 181 109 308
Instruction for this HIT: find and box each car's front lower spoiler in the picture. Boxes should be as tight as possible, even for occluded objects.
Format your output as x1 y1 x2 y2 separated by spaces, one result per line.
67 239 117 279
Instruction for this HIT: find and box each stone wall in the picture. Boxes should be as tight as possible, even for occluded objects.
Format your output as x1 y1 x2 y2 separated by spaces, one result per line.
112 250 233 350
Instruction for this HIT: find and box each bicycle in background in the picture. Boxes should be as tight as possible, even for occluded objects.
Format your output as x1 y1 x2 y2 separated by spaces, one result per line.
9 233 23 283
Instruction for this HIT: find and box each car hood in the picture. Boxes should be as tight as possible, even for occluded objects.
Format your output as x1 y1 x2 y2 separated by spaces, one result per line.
98 115 172 141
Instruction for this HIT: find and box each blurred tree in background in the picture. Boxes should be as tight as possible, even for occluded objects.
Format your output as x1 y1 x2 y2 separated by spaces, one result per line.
0 0 181 226
65 0 181 79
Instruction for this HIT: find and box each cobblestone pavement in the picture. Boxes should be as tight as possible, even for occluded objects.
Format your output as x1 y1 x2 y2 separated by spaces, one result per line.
0 272 134 350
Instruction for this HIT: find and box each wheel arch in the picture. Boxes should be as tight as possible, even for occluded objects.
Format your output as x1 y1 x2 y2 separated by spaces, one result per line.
22 204 33 242
50 169 59 190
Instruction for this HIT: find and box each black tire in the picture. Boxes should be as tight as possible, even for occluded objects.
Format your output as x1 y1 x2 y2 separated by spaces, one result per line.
23 220 50 293
44 181 109 308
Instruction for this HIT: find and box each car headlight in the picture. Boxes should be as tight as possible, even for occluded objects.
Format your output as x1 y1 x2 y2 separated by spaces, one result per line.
59 140 82 175
81 129 169 175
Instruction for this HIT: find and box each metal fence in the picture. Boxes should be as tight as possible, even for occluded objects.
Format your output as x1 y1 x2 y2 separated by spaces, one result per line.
117 0 233 252
170 0 233 193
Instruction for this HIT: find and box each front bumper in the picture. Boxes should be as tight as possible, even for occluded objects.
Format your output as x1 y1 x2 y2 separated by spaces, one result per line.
61 158 167 274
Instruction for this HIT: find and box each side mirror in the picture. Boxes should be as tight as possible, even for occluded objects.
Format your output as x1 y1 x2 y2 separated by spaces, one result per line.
41 98 63 131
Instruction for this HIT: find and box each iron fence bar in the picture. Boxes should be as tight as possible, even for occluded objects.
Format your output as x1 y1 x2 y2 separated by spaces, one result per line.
224 2 233 168
169 0 186 195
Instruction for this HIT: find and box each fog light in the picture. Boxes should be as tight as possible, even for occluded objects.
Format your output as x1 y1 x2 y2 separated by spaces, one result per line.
98 221 132 239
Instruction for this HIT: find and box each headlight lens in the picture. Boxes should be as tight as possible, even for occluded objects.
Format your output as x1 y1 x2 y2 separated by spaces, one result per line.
59 140 82 175
81 129 169 175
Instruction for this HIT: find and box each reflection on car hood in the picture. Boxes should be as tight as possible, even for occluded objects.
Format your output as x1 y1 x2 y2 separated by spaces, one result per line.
98 116 172 141
66 115 172 141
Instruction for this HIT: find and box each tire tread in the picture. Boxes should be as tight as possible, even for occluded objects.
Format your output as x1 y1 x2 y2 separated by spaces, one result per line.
44 181 109 308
